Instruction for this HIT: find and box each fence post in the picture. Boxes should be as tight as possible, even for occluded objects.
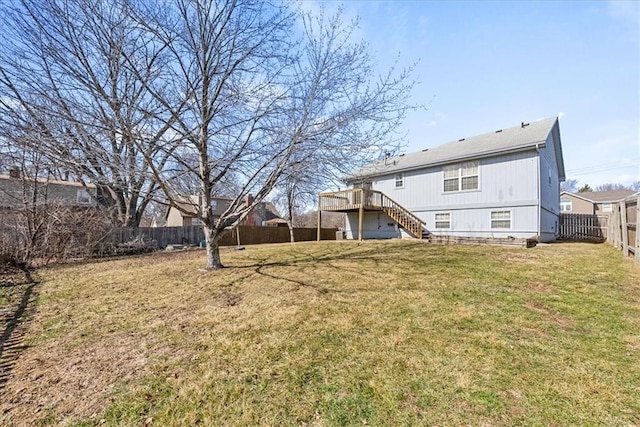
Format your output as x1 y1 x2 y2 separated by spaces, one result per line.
633 194 640 265
612 205 621 249
621 199 629 256
636 195 640 266
317 195 322 242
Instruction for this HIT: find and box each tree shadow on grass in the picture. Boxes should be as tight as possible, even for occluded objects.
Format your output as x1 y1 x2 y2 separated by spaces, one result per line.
0 268 38 392
235 243 396 293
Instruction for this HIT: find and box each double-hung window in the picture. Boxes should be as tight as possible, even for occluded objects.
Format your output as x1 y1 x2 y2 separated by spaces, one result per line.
435 212 451 229
395 173 404 188
491 210 511 229
443 161 479 192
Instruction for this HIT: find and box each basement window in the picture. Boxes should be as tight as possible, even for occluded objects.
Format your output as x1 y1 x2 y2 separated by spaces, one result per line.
435 212 451 229
443 161 479 192
491 210 511 229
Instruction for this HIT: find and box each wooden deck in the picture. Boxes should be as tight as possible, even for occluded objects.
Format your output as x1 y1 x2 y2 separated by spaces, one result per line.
318 189 384 212
317 189 425 240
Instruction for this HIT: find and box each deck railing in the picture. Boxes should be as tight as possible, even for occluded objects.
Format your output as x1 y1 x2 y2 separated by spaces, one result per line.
319 188 383 211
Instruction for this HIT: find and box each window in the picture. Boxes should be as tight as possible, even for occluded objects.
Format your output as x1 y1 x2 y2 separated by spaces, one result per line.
443 161 479 192
491 210 511 229
395 173 404 188
77 189 92 204
191 217 202 226
560 197 572 212
435 212 451 229
548 168 552 186
602 203 612 213
211 199 218 211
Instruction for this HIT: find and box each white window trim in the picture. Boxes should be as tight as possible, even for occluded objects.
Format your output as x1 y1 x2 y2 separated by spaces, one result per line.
394 173 404 189
434 212 451 230
443 161 480 193
490 210 512 229
76 189 92 205
560 198 572 212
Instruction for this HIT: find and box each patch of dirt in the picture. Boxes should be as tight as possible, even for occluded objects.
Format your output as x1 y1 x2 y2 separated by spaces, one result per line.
0 332 179 426
497 251 541 265
525 282 552 293
213 289 243 308
0 262 30 287
525 301 575 330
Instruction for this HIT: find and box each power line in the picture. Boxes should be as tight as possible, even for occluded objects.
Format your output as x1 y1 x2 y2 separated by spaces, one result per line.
567 161 639 175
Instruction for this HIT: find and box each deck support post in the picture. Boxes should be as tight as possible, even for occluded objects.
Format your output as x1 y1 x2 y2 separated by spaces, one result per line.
317 195 322 241
358 189 364 241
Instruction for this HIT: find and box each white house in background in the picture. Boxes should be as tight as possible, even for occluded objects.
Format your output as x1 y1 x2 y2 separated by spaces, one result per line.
319 117 565 242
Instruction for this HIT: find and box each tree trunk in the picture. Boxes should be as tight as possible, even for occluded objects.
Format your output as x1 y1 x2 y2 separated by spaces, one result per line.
287 198 295 243
287 219 295 243
203 225 224 269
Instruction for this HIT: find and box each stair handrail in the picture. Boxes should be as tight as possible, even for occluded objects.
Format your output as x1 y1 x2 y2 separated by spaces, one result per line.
380 193 426 226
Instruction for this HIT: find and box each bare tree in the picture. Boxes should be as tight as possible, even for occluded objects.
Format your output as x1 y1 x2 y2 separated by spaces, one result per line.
560 178 579 193
595 183 636 192
274 164 328 243
578 184 593 193
139 1 415 269
0 0 176 226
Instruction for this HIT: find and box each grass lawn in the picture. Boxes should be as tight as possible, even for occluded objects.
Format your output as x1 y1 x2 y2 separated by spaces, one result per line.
1 240 639 426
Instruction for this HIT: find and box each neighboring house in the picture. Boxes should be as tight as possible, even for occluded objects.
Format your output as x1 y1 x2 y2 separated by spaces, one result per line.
319 117 565 242
239 195 286 227
560 190 637 216
0 168 97 212
163 194 285 227
164 195 232 227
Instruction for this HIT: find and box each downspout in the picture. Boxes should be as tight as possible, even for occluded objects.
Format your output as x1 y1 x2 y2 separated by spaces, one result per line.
535 143 541 240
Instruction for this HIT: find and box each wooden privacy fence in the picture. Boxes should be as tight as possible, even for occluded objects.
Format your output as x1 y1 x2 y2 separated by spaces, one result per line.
608 195 639 265
558 213 607 242
113 226 337 248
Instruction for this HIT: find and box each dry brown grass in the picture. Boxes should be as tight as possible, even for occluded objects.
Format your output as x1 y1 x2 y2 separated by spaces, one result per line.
1 241 639 426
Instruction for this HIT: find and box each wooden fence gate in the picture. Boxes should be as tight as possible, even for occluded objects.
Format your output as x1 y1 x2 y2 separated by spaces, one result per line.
559 213 607 242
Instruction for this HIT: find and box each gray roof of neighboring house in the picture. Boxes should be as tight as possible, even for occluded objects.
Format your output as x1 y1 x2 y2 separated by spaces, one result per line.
347 117 560 181
0 174 96 188
562 190 638 203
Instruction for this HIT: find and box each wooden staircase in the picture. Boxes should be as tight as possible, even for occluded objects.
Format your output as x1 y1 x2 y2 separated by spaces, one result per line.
380 194 426 240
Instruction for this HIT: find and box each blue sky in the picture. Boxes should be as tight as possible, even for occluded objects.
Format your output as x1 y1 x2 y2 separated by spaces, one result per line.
305 0 639 187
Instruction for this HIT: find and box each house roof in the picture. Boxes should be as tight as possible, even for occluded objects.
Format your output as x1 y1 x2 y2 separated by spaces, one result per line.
0 174 96 188
561 190 638 203
347 117 560 181
264 202 283 221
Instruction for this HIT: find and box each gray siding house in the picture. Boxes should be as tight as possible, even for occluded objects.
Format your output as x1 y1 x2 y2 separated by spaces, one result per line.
0 170 97 211
320 117 565 242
